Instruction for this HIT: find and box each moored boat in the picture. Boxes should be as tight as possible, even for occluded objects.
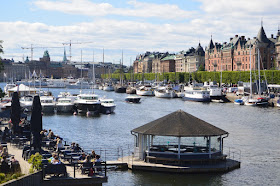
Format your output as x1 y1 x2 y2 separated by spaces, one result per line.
99 98 116 114
40 96 56 113
56 97 74 113
74 93 101 115
183 85 210 102
125 95 141 103
136 85 154 96
154 86 175 98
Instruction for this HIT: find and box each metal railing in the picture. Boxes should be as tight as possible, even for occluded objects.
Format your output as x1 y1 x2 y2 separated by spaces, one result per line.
224 146 242 162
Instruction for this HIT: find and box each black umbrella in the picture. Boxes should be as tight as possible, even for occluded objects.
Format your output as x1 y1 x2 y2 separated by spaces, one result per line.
10 92 21 135
30 95 42 151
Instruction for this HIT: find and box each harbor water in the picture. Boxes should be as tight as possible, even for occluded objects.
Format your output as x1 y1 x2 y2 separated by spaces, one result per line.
2 83 280 185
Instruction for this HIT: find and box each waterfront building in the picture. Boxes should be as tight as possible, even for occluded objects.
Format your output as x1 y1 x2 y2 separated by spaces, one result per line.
175 43 205 72
205 25 278 72
160 54 176 73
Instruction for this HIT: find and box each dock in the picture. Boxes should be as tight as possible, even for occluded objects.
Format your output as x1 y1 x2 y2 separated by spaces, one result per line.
107 156 240 173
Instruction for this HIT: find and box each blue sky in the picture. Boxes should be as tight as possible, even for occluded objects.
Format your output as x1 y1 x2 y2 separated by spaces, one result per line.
1 0 280 65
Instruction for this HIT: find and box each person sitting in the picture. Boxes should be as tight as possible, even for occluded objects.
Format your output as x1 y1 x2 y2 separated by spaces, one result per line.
10 156 20 172
74 144 82 152
1 155 10 173
1 147 8 157
90 150 96 160
81 155 91 174
47 131 55 139
51 155 61 164
94 155 102 173
79 152 86 161
48 153 57 163
70 142 76 150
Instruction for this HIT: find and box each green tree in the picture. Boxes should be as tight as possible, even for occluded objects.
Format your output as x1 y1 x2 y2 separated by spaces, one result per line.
198 64 205 71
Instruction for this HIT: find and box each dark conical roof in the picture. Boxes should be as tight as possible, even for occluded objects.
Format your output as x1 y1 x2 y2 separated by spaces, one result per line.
131 110 228 137
208 38 214 49
257 26 271 43
196 43 205 54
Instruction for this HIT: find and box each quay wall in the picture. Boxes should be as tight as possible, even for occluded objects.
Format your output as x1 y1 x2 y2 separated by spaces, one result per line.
2 171 42 186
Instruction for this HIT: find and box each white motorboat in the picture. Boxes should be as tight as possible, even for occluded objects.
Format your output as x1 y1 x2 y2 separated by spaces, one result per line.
4 83 16 94
40 96 56 113
56 97 74 113
136 85 154 96
0 97 12 111
74 93 101 115
154 86 175 98
99 98 116 114
20 95 33 112
204 82 224 101
103 83 114 91
183 85 210 102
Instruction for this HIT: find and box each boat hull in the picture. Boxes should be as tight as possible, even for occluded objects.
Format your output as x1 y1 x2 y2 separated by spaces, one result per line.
182 97 211 102
125 97 141 103
75 103 101 115
41 105 55 113
56 104 74 113
115 86 126 93
136 90 154 96
101 105 116 114
154 91 175 98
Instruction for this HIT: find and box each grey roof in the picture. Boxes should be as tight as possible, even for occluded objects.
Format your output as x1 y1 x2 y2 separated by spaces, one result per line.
195 43 205 55
131 110 228 137
257 26 271 43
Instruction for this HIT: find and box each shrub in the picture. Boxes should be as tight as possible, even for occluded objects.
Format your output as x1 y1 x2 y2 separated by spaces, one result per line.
28 152 43 173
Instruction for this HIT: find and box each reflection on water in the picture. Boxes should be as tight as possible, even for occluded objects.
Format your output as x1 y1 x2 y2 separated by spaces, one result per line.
1 83 280 185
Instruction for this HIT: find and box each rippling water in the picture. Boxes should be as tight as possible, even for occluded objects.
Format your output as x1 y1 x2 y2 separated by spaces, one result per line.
2 83 280 185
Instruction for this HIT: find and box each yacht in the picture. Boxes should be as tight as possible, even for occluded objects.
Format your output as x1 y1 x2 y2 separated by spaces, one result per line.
183 85 210 102
74 93 101 115
114 84 127 93
99 98 116 114
56 97 74 113
40 96 56 113
136 85 154 96
20 95 34 112
125 95 141 103
154 86 175 98
204 82 225 102
103 83 114 91
126 86 136 94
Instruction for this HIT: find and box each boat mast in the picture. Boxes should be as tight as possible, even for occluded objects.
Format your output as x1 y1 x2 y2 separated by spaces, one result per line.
249 45 252 98
92 50 95 94
258 48 261 96
121 50 123 86
80 50 83 91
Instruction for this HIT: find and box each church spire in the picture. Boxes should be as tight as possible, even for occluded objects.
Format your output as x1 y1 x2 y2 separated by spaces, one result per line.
63 48 67 62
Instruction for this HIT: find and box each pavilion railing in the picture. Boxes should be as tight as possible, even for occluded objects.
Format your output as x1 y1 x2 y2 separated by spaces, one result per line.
224 146 241 162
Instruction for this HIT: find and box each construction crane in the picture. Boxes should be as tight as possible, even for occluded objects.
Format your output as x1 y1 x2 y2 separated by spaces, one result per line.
62 40 94 63
21 44 64 61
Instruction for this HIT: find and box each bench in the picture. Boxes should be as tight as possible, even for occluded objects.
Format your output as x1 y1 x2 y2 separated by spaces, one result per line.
43 163 67 178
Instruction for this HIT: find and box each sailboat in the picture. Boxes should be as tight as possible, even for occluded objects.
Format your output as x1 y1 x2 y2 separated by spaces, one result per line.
74 50 101 115
114 50 127 93
243 46 268 106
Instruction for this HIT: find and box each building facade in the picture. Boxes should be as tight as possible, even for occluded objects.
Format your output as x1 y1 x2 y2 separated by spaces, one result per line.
205 26 278 72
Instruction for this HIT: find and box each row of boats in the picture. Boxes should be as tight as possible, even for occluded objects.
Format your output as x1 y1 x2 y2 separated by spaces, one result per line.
1 84 116 115
98 81 226 103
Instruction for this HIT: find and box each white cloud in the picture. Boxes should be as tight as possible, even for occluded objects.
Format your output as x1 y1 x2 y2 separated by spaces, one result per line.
33 0 196 20
2 0 280 65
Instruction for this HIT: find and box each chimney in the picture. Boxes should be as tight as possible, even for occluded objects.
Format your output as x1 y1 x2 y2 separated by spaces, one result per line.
230 37 233 41
235 35 238 38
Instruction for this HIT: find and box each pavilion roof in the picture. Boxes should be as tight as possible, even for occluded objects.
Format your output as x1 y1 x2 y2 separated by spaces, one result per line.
131 110 228 137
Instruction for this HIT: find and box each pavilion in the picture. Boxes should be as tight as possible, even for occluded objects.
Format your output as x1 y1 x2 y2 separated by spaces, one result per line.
131 110 230 165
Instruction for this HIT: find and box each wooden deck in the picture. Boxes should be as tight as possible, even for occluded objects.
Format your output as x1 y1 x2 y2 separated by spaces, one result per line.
108 156 240 173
